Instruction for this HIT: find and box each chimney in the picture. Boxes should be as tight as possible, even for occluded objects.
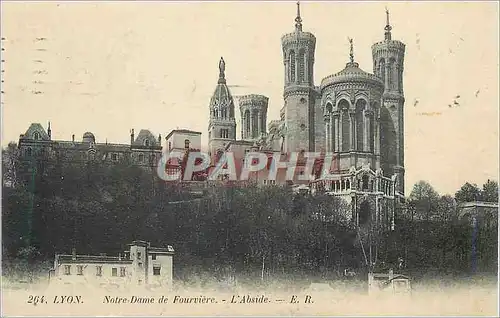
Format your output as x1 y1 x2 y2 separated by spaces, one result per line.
158 134 161 144
47 121 51 139
72 134 75 142
130 129 135 145
71 248 76 260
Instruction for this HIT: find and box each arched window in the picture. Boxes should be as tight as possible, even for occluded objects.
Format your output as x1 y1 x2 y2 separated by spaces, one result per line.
355 99 366 151
359 201 371 225
362 175 369 191
138 153 144 162
338 99 350 152
144 139 150 147
388 58 395 90
379 58 385 83
289 50 296 83
184 139 190 149
33 132 41 140
26 147 32 157
297 49 305 82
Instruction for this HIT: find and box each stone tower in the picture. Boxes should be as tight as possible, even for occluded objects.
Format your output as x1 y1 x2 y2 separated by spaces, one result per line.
208 57 237 160
281 2 317 153
239 94 269 140
371 9 406 195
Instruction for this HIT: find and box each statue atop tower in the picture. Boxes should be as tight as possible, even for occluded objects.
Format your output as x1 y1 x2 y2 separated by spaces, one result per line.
208 57 236 159
218 57 226 83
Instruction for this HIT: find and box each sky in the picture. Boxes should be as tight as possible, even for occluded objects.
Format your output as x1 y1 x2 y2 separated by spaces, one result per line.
1 1 498 195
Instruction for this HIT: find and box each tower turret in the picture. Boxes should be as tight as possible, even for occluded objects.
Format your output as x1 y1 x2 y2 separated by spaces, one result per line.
371 9 406 195
208 57 237 159
281 1 317 153
239 94 269 140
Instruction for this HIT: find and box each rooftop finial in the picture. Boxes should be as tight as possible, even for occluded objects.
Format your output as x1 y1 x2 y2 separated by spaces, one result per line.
295 1 302 32
384 7 392 41
348 37 354 63
218 57 226 84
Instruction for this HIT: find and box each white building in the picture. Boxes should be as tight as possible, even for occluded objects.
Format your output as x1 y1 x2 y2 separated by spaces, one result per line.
49 240 174 288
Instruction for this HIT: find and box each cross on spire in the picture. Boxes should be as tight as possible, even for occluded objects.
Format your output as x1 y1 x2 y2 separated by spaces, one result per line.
295 1 302 32
348 37 354 63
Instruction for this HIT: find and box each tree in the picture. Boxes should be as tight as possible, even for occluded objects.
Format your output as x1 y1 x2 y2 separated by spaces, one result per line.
455 182 481 202
2 142 19 188
408 180 440 221
481 179 498 203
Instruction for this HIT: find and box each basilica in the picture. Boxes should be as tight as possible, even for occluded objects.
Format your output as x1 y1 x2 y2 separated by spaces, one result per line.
205 3 406 234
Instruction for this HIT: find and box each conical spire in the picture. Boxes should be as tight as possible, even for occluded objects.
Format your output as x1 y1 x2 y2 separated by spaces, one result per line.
218 56 226 84
295 1 302 32
384 7 392 41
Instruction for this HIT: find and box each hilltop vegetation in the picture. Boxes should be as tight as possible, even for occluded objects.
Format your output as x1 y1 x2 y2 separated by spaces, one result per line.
2 142 498 281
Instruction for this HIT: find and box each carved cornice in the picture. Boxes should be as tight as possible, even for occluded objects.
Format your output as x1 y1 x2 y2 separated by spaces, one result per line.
321 80 384 94
283 85 314 98
371 40 406 51
281 31 316 46
238 94 269 106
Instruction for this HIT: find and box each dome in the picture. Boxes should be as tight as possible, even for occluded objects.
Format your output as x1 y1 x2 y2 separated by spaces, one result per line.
321 62 384 90
82 132 95 143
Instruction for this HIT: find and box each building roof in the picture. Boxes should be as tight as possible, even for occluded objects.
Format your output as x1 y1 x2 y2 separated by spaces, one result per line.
321 61 384 90
166 129 202 140
55 254 133 265
20 123 50 141
132 129 160 148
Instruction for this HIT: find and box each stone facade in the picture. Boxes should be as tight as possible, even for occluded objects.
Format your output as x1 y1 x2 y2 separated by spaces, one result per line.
208 4 406 192
17 123 163 170
206 4 407 233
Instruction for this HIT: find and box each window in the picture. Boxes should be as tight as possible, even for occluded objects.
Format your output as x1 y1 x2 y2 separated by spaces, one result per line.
144 139 150 147
137 252 142 260
220 129 229 139
138 154 144 162
26 148 32 157
120 267 126 277
362 175 369 191
150 154 156 164
111 153 118 161
153 266 161 276
77 265 83 275
96 266 102 276
111 268 117 277
151 254 157 260
33 132 41 140
138 262 143 268
184 139 190 149
64 265 71 275
168 142 172 151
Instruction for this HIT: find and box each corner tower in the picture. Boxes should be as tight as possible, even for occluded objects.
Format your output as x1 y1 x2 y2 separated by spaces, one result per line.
281 2 317 153
208 57 237 159
371 9 406 195
239 94 269 140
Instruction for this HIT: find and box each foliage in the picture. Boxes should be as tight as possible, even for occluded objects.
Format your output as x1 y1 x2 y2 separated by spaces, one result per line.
2 143 498 278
